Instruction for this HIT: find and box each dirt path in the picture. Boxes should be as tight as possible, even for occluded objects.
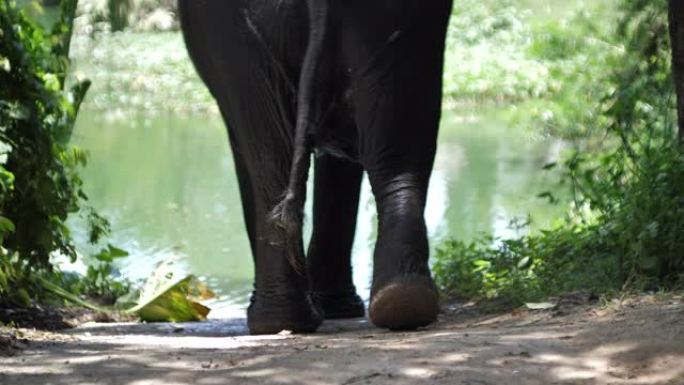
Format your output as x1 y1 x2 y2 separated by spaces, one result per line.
1 295 683 385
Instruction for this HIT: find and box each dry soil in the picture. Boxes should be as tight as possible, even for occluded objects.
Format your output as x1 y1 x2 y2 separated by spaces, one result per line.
1 295 683 385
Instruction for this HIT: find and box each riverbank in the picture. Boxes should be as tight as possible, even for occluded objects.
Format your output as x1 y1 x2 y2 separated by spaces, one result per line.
1 294 682 385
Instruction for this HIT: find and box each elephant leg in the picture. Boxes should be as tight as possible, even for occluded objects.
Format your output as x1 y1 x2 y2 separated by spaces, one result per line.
226 119 322 335
337 0 452 330
366 171 438 330
308 154 365 319
178 0 322 334
229 138 256 262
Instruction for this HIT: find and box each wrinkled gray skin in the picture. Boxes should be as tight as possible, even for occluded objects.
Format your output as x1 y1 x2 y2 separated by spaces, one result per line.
178 0 452 334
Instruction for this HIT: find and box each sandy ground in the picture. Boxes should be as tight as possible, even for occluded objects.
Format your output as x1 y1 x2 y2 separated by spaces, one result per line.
1 295 683 385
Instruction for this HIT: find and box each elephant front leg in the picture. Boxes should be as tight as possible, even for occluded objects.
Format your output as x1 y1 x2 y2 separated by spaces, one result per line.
307 154 365 319
338 0 453 329
366 171 439 330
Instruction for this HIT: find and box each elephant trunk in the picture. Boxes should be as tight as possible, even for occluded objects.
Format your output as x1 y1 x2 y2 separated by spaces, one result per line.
270 0 329 274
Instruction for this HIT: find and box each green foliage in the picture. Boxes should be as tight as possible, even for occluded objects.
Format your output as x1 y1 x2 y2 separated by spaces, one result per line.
64 0 613 116
61 0 620 120
433 236 542 302
434 0 684 303
443 0 550 104
433 225 620 304
0 0 96 267
0 0 131 308
443 0 620 119
70 31 214 115
520 9 620 140
519 0 674 141
435 144 684 302
78 0 177 33
0 254 35 307
565 0 680 287
61 244 130 305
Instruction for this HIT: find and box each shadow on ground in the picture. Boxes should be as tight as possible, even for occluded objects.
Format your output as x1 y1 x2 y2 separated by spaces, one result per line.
0 296 682 385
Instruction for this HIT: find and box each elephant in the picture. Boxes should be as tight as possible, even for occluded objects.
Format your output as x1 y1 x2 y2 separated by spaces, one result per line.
178 0 453 334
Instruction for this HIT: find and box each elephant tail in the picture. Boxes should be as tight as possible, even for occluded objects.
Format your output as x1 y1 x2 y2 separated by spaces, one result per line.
270 0 329 274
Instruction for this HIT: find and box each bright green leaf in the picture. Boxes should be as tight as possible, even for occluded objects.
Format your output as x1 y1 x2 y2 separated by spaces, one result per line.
107 244 129 258
0 56 10 72
517 256 531 269
0 217 15 234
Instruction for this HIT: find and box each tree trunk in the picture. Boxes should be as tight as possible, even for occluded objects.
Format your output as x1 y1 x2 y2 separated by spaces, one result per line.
669 0 684 143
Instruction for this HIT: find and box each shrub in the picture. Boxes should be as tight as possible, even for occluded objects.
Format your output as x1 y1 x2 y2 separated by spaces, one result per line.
433 0 684 303
0 0 116 305
0 0 94 267
434 145 684 303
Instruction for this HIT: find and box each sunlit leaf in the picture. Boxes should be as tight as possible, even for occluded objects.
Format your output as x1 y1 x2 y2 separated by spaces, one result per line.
517 256 531 269
42 72 60 91
0 56 10 72
525 302 555 310
126 261 215 322
0 216 15 234
127 275 213 322
107 244 129 258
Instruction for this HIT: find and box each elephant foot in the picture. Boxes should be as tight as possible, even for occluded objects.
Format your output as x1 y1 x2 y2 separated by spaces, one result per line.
369 276 439 330
247 291 323 335
312 288 365 319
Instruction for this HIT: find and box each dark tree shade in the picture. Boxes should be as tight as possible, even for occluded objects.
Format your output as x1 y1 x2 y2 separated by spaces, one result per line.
670 0 684 143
